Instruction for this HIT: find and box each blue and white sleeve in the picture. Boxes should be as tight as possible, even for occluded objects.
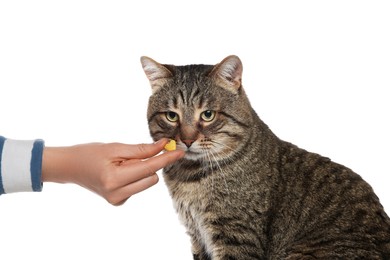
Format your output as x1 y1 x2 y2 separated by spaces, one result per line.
0 136 44 195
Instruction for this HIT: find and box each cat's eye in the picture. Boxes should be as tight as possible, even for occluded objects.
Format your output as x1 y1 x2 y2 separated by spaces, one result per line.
166 111 179 122
200 110 216 122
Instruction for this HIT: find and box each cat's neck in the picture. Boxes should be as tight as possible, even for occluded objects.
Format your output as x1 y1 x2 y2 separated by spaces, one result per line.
242 109 282 167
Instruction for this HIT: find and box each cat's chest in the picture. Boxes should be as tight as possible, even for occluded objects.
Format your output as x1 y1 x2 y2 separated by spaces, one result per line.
167 175 219 223
170 180 217 252
171 180 212 215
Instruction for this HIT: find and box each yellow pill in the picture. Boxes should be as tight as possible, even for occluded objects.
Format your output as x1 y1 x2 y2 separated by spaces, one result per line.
164 139 176 151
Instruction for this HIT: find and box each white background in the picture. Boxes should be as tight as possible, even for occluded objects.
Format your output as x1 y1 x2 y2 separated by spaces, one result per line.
0 1 389 259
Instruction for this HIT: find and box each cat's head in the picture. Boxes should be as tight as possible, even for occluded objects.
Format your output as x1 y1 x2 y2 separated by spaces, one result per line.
142 55 254 162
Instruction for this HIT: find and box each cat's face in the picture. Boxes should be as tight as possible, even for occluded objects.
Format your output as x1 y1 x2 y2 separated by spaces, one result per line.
142 55 253 162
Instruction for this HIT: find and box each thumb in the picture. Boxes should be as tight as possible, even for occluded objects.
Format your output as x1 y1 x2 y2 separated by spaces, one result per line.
116 139 169 159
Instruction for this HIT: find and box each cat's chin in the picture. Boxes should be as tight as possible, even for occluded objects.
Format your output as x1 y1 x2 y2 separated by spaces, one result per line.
183 150 228 162
183 151 206 161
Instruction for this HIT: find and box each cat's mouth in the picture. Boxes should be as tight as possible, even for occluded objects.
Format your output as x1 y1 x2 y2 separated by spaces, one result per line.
183 150 203 160
176 142 203 160
183 149 209 161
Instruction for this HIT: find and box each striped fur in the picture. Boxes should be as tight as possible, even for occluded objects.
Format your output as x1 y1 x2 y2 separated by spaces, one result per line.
142 56 390 259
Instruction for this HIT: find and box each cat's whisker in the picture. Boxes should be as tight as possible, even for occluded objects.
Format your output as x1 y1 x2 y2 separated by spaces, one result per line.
211 147 249 177
209 140 250 168
203 148 215 192
208 148 230 195
210 139 247 158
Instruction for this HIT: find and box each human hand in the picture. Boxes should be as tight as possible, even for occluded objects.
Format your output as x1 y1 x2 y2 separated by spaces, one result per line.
42 139 184 205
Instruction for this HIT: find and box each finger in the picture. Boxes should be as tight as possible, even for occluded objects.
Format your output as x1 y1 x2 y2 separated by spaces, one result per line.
118 150 184 184
115 139 169 160
108 174 159 206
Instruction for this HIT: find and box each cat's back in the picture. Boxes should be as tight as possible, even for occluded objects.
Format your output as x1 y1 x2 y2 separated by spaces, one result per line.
268 142 390 258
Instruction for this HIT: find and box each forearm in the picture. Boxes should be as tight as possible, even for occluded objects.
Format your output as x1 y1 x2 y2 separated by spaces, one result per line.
41 144 104 187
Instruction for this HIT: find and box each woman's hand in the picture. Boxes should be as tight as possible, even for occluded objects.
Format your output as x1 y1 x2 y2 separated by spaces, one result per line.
42 139 184 205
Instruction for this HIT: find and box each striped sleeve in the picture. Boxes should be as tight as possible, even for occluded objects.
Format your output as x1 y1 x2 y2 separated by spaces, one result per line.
0 136 44 195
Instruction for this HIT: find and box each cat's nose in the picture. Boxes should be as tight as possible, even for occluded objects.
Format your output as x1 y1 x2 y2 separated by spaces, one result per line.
182 139 195 148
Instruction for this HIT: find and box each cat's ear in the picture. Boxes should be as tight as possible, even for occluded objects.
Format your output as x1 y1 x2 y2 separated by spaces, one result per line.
210 55 243 93
140 56 173 93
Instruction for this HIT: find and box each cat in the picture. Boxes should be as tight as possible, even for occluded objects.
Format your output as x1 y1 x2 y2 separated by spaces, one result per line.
141 55 390 259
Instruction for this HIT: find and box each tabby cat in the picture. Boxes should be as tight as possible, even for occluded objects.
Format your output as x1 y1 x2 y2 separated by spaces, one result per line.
141 55 390 259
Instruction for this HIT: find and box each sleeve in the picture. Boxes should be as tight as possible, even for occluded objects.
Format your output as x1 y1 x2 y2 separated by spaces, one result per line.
0 136 45 195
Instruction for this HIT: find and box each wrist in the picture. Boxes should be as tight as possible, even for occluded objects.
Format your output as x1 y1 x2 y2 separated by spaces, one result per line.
42 146 73 184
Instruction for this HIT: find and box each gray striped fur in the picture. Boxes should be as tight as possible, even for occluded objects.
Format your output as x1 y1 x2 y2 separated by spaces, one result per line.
142 55 390 259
